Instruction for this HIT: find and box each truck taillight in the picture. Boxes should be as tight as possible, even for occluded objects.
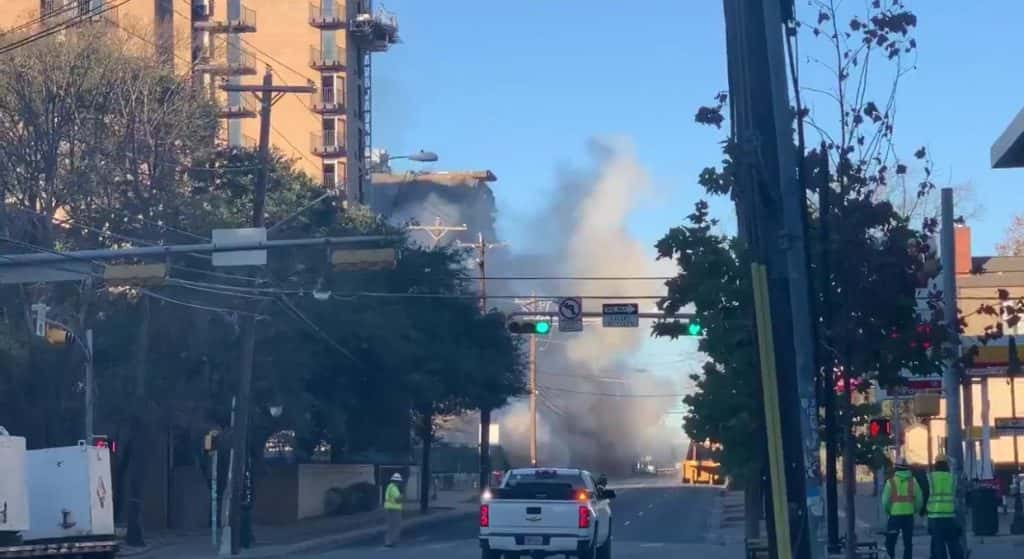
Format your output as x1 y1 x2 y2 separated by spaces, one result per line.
578 505 590 529
480 504 490 528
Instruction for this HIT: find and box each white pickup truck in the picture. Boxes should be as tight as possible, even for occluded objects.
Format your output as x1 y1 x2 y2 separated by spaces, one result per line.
479 468 615 559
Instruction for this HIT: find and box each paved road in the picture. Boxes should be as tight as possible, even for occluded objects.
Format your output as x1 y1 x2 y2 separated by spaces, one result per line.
307 480 734 558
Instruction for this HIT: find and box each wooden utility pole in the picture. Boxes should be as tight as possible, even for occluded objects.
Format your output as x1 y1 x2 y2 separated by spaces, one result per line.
529 334 537 466
220 69 313 555
455 233 507 491
722 1 822 558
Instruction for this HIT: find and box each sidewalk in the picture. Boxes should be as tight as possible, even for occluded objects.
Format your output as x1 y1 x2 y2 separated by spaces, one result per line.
719 486 1024 558
119 489 478 559
844 482 1024 558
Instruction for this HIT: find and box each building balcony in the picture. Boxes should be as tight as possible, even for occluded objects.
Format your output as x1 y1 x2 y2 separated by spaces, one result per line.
311 131 346 158
311 86 345 115
309 2 345 30
349 9 399 52
195 51 258 77
193 4 257 33
310 47 346 71
218 95 258 119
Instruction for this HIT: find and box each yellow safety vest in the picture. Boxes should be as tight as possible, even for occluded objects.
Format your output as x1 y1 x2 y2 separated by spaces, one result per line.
887 476 917 516
927 471 955 518
384 482 403 511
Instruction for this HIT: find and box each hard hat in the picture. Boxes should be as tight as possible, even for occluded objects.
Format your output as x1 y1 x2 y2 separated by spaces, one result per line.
390 473 403 482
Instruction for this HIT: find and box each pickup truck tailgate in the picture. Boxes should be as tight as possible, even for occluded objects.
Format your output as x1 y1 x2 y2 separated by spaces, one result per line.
488 499 580 531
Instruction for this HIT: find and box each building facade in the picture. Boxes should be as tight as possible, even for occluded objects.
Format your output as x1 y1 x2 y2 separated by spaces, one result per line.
1 0 397 206
901 226 1024 487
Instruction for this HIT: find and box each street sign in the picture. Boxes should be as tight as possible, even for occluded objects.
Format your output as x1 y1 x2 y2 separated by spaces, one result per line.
212 227 267 267
602 303 639 328
995 417 1024 435
558 297 583 333
330 247 397 270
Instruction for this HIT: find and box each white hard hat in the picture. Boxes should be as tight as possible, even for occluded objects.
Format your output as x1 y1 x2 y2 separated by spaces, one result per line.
390 473 403 482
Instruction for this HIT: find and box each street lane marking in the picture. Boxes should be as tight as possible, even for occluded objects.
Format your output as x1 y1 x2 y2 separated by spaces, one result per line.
637 511 644 516
624 520 631 526
639 542 665 547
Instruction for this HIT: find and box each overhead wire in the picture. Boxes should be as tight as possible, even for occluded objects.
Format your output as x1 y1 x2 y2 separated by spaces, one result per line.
141 288 266 317
0 0 137 56
0 1 84 38
275 295 360 364
536 385 689 399
7 206 264 283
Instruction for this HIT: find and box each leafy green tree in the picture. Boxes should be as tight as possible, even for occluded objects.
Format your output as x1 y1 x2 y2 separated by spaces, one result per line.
654 201 763 537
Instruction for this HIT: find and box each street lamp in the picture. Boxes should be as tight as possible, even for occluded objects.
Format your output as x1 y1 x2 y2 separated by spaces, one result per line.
390 150 439 163
371 149 440 174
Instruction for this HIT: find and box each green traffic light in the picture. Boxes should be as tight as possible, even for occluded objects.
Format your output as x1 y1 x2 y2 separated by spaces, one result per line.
534 321 551 335
687 322 703 336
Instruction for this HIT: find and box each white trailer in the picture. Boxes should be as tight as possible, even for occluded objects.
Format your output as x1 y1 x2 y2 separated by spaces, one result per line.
0 432 118 558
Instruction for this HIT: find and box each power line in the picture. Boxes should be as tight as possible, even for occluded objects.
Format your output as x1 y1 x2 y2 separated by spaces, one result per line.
332 292 665 301
275 295 360 364
536 385 689 399
0 0 137 56
141 288 266 317
0 1 84 38
482 276 674 281
8 206 264 283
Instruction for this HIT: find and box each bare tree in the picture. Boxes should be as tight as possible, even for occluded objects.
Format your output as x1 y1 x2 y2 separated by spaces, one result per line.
998 214 1024 256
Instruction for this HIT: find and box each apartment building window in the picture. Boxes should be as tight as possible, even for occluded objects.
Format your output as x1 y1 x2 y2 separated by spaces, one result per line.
76 0 101 16
322 120 338 148
323 164 336 190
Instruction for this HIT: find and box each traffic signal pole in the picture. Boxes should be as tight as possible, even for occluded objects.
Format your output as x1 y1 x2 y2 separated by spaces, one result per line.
940 188 970 552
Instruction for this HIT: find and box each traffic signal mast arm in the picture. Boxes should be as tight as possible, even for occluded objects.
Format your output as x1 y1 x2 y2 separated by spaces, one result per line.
504 311 696 321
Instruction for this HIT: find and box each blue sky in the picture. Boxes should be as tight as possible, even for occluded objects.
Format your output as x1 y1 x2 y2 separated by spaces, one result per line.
374 0 1024 258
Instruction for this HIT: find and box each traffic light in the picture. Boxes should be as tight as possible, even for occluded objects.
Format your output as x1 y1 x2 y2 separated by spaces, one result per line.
91 435 116 454
868 418 891 439
508 319 551 335
686 321 704 336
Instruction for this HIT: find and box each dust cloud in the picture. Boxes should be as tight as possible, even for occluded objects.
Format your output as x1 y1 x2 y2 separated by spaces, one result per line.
485 139 687 476
380 139 692 475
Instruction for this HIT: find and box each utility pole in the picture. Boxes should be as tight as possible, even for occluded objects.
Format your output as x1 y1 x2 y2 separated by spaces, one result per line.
221 68 314 556
529 333 537 467
940 188 968 551
456 233 507 492
723 1 821 557
1009 336 1024 534
85 329 94 441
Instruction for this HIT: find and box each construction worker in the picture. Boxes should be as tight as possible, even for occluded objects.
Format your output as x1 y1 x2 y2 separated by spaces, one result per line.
384 473 404 547
927 455 963 559
882 457 923 559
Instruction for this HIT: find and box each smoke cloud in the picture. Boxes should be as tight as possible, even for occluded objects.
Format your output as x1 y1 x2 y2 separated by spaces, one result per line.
486 139 685 475
378 139 690 475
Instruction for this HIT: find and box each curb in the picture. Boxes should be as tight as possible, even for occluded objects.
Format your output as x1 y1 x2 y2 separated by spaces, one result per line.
117 506 477 559
272 507 477 557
